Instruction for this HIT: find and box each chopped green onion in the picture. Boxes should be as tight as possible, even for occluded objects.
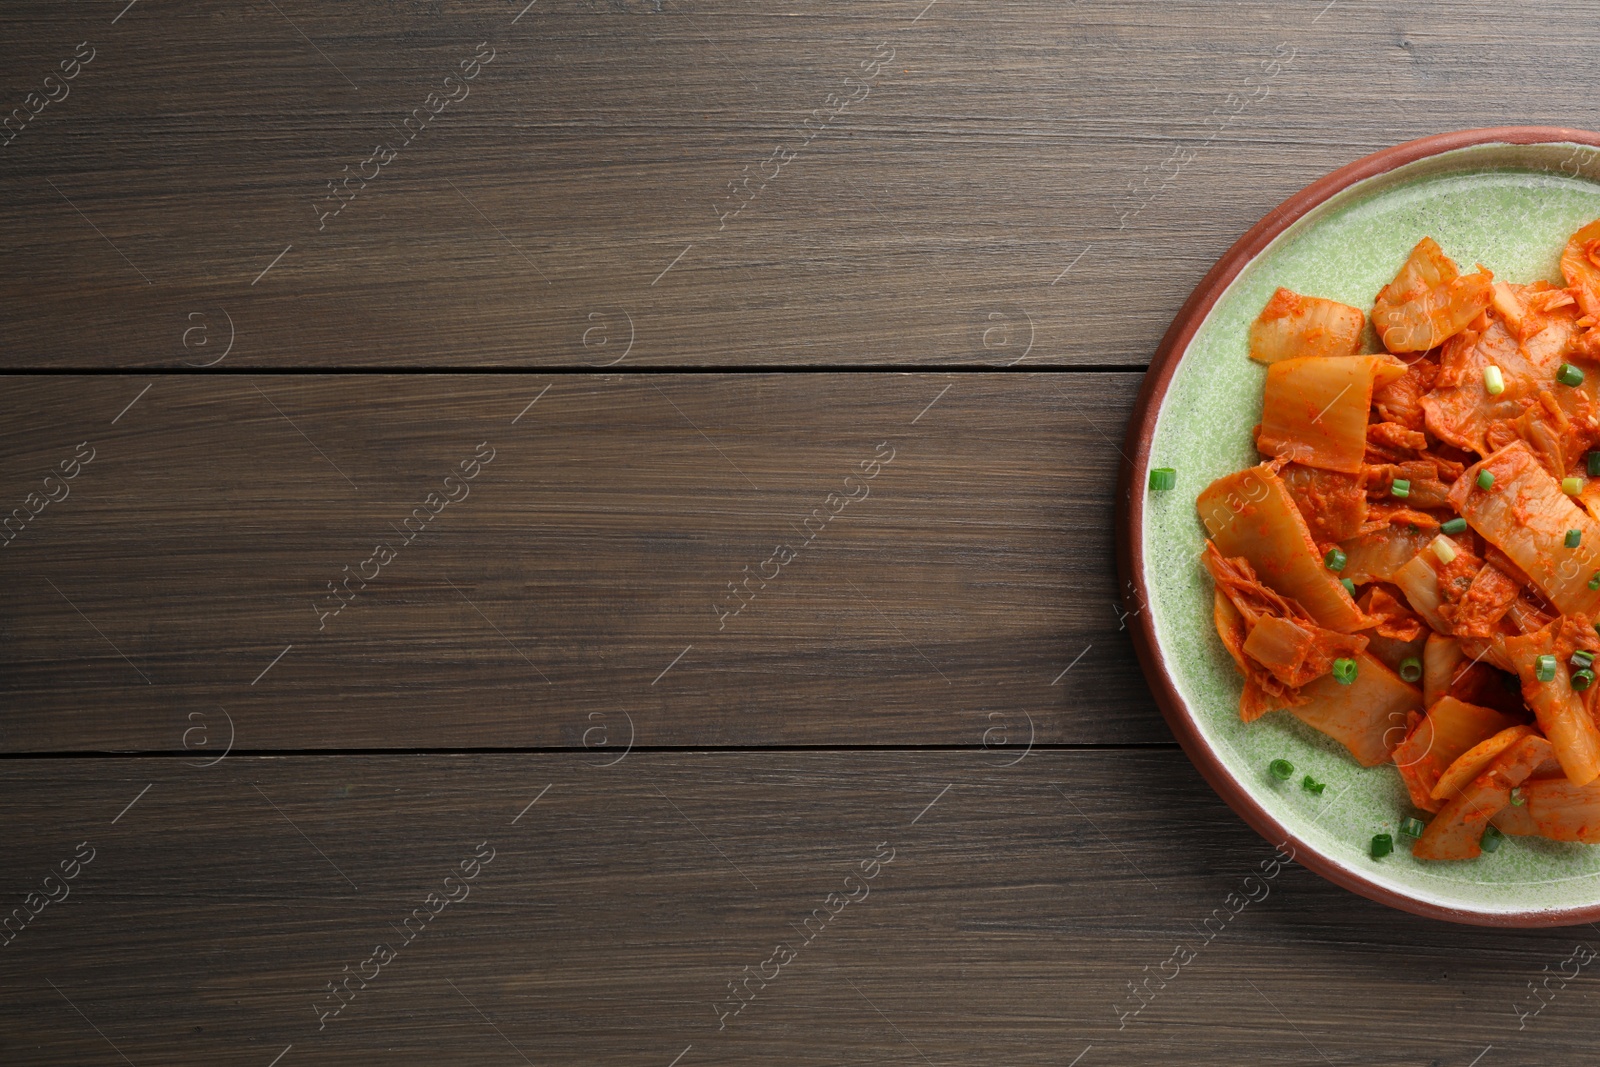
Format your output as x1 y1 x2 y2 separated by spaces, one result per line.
1569 529 1584 548
1510 787 1525 806
1480 825 1505 853
1399 656 1422 683
1559 362 1586 387
1565 476 1585 496
1148 467 1177 492
1370 833 1394 859
1484 365 1505 395
1478 469 1495 490
1536 654 1558 682
1324 547 1347 572
1572 650 1595 669
1269 758 1294 781
1591 572 1600 591
1301 775 1326 795
1590 451 1600 477
1441 517 1468 535
1340 577 1356 596
1574 669 1596 692
1399 817 1426 837
1407 523 1419 534
1390 478 1411 499
1332 658 1358 685
1432 537 1458 564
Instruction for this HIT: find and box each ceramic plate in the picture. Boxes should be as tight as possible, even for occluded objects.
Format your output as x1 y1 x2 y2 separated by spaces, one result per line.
1118 128 1600 926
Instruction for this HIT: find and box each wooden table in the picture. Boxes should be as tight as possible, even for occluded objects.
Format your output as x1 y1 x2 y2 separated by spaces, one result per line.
3 2 1598 1063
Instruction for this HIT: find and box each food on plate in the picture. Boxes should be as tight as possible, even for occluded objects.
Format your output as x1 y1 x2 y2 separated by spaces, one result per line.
1248 287 1366 364
1187 222 1600 860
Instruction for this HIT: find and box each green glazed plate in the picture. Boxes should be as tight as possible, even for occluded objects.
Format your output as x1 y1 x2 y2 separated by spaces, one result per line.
1125 130 1600 926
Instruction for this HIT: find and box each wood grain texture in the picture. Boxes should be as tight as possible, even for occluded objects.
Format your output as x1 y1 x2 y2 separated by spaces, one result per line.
7 0 1600 1064
3 0 1600 366
0 752 1582 1067
0 373 1147 752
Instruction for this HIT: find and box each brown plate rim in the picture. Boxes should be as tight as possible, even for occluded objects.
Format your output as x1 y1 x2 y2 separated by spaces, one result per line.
1117 125 1600 928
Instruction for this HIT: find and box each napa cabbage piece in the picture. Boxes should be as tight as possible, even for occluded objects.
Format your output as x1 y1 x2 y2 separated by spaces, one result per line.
1213 589 1285 722
1561 218 1600 321
1519 777 1600 843
1421 633 1461 709
1429 724 1537 801
1248 287 1366 364
1490 280 1584 345
1491 800 1540 836
1197 466 1367 632
1491 386 1600 487
1450 646 1524 708
1440 562 1520 638
1241 614 1367 688
1456 634 1516 675
1391 544 1452 633
1240 615 1315 683
1354 586 1425 673
1504 622 1600 786
1372 236 1493 353
1289 652 1419 766
1279 463 1368 544
1372 360 1438 431
1337 525 1434 584
1393 696 1523 813
1361 580 1424 633
1365 459 1453 510
1421 317 1565 455
1577 472 1600 527
1448 441 1600 617
1412 732 1553 861
1256 355 1406 474
1204 543 1367 706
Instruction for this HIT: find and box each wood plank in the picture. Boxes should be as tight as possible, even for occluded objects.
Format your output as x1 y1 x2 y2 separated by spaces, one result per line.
0 751 1582 1065
4 1 1599 365
0 373 1152 752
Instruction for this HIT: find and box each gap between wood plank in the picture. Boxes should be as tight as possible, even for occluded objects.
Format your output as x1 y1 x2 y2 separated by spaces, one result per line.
0 742 1181 760
0 365 1148 376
